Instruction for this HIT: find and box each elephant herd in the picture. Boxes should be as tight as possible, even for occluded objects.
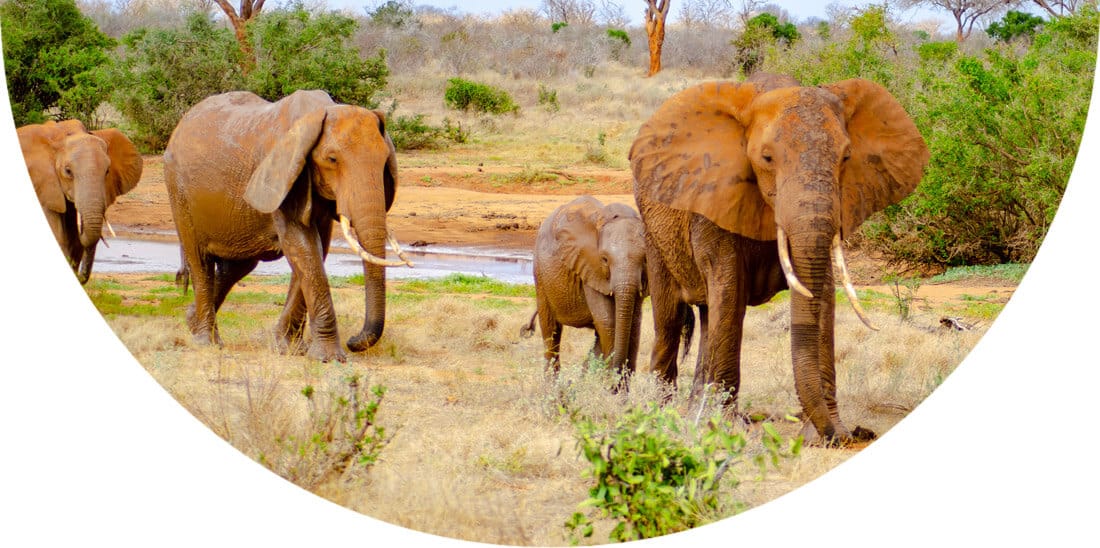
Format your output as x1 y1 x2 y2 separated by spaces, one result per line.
18 73 929 446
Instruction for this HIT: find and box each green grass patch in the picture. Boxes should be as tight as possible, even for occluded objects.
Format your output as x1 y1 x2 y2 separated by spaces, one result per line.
397 273 534 298
88 290 190 317
926 263 1028 284
86 278 132 292
225 291 285 306
943 300 1004 320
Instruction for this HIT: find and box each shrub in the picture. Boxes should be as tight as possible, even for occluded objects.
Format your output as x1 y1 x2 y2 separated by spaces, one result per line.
104 12 244 151
537 83 560 112
246 6 389 108
565 404 799 542
864 6 1097 266
264 375 390 489
444 78 519 115
386 110 468 151
987 10 1045 43
1 0 115 126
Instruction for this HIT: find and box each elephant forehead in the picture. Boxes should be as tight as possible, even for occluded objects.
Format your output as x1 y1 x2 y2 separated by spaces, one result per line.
322 106 381 143
62 134 109 162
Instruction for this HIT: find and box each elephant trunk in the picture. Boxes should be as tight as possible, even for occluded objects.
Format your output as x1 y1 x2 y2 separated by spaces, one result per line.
785 219 850 444
610 284 639 376
344 207 389 352
73 171 106 284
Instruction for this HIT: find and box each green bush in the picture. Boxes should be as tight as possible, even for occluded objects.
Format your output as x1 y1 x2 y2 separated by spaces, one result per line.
103 6 389 152
246 6 389 108
386 111 468 151
537 83 560 112
266 375 389 489
444 77 519 115
565 404 799 543
1 0 115 126
987 10 1045 43
104 12 244 151
864 6 1097 265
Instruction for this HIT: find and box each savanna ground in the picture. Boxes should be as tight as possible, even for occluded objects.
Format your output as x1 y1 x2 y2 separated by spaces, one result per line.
86 66 1021 545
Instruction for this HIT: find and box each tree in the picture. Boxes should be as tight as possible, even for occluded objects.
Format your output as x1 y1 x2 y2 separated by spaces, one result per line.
643 0 670 76
366 0 418 28
213 0 266 67
986 9 1045 41
733 12 800 74
1028 0 1088 17
541 0 597 25
899 0 1020 42
678 0 737 29
1 0 115 126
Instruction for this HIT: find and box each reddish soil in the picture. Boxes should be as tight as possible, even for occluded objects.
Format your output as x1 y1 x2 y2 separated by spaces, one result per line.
108 156 1017 305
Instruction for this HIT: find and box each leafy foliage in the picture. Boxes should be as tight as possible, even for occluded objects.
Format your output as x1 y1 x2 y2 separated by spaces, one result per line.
733 12 801 75
864 6 1097 265
267 375 390 489
246 6 389 107
987 10 1046 43
565 404 799 543
1 0 115 126
102 5 389 152
444 78 519 114
104 12 244 151
366 0 418 29
385 110 468 150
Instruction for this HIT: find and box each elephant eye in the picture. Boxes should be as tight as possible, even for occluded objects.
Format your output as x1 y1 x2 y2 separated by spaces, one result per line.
63 166 72 177
761 154 773 163
327 155 338 163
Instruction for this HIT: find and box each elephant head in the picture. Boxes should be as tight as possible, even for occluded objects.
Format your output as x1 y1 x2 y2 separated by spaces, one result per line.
241 103 406 353
630 75 928 442
552 197 647 373
18 119 143 284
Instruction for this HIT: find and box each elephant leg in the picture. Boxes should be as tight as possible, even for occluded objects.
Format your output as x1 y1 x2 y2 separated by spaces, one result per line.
275 271 308 355
274 213 345 363
690 277 747 412
645 244 683 387
185 254 221 346
211 258 258 312
538 310 563 374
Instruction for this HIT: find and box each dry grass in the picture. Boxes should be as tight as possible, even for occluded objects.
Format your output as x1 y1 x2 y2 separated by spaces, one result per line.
94 272 989 545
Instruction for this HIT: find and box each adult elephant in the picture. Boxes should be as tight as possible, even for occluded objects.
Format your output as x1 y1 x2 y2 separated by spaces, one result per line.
18 119 143 284
522 196 653 382
164 89 412 363
630 73 929 445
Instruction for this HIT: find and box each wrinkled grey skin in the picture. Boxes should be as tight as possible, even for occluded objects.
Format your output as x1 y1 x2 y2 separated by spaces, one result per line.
164 89 399 363
522 197 648 382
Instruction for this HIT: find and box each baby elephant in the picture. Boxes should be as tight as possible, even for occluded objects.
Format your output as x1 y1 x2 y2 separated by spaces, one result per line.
522 196 647 380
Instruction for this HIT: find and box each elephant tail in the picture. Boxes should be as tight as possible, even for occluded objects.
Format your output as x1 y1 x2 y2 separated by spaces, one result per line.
519 310 538 339
679 304 695 362
174 245 191 295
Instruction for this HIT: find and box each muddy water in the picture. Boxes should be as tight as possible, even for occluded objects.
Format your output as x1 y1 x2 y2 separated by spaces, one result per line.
92 238 535 285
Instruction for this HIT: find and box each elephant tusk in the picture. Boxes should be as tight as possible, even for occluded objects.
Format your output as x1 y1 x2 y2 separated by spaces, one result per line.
76 211 82 235
338 215 413 268
832 234 878 331
385 230 414 267
776 227 814 299
105 218 117 238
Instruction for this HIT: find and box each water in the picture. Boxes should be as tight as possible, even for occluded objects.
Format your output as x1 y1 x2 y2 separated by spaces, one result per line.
92 238 535 285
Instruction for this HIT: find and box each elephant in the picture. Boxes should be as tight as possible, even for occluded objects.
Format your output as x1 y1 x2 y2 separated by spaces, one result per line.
520 196 653 383
17 119 143 284
163 89 413 363
629 73 929 445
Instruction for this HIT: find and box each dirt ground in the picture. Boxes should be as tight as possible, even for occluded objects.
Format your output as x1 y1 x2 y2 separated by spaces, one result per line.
110 156 1016 307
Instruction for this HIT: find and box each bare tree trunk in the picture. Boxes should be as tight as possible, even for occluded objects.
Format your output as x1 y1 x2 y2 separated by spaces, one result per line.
644 0 670 76
213 0 266 71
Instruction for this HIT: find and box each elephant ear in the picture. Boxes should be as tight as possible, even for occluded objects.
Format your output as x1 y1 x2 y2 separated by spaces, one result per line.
92 128 143 206
630 80 777 241
18 126 67 213
373 109 398 212
823 79 929 239
244 109 327 214
553 197 611 296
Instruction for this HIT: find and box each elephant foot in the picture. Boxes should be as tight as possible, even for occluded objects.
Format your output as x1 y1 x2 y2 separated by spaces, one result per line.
798 420 876 448
274 333 307 356
346 332 379 352
308 339 347 363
